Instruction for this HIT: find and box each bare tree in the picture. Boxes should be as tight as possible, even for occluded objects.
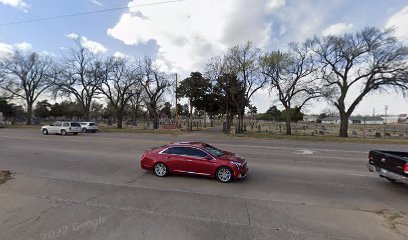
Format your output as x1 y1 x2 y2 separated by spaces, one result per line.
309 27 408 137
53 40 101 120
260 42 320 135
97 57 142 129
224 41 266 133
137 57 170 129
0 51 53 124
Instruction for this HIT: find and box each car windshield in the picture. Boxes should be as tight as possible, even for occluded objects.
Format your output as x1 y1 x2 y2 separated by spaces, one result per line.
203 144 224 157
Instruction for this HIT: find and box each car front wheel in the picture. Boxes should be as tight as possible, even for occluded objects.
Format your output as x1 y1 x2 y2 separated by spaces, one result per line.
82 128 87 133
216 167 233 183
42 129 48 135
154 163 168 177
61 129 67 136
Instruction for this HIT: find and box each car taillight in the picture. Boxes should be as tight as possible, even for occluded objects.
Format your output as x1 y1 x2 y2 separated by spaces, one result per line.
403 164 408 174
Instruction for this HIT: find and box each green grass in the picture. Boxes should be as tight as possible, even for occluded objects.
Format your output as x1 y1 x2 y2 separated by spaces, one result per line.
232 132 408 145
5 124 40 129
5 124 185 135
98 126 184 135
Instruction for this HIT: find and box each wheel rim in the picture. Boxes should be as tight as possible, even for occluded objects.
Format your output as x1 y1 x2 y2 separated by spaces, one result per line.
43 129 47 134
82 128 87 133
218 168 231 182
154 163 167 176
61 130 66 135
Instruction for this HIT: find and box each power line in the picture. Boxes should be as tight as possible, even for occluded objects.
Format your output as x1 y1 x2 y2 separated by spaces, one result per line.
0 0 185 27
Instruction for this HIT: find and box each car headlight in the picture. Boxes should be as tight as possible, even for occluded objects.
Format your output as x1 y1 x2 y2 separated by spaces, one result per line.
230 161 243 168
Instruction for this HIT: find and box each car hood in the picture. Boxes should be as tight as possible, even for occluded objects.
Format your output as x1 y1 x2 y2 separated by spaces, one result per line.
219 151 246 163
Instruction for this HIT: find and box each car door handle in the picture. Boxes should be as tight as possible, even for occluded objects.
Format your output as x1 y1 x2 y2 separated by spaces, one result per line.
187 160 193 162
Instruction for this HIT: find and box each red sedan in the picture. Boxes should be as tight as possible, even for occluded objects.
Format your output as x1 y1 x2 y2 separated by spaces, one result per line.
140 142 248 183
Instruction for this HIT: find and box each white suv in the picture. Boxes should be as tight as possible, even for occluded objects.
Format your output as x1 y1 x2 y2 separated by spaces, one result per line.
41 122 81 135
79 122 98 133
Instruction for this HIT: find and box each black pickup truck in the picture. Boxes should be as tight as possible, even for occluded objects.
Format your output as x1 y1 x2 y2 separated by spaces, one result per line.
367 150 408 184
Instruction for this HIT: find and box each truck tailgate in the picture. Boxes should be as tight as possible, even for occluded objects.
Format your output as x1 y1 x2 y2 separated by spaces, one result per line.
369 151 407 176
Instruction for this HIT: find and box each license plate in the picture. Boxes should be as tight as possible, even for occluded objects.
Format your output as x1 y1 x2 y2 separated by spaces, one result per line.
380 169 388 174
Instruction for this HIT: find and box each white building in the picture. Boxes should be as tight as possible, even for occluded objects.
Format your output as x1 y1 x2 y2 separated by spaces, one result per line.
321 116 384 125
303 115 319 122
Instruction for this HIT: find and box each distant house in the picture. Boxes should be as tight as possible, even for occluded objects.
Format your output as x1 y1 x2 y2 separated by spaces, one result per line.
321 116 384 125
303 115 319 122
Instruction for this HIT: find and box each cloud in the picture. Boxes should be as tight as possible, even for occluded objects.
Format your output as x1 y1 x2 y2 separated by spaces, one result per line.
66 33 79 40
266 0 285 12
322 23 353 36
0 0 29 12
386 6 408 42
113 51 129 59
0 41 32 58
107 0 276 74
14 42 32 51
90 0 102 6
65 33 108 54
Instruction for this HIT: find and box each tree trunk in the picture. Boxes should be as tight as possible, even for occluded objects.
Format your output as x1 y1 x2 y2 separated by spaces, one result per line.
225 104 230 132
116 111 123 129
210 114 213 127
339 112 349 137
153 111 159 129
239 108 245 133
285 107 292 135
26 102 33 125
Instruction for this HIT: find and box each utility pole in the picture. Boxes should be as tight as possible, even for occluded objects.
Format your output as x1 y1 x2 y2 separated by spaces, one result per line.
385 105 388 124
175 73 178 130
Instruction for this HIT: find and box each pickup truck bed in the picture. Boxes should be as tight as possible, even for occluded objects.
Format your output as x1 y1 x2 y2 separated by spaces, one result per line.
367 150 408 184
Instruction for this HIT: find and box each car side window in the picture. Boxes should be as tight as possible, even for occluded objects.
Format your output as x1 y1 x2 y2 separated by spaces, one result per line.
53 122 61 127
186 147 208 158
162 147 187 155
62 123 69 127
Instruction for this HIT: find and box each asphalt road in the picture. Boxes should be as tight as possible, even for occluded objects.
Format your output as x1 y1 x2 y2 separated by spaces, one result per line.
1 128 408 240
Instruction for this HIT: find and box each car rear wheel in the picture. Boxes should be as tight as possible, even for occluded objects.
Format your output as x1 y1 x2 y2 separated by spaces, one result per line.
42 129 48 135
61 129 67 136
82 128 87 133
216 167 233 183
154 163 168 177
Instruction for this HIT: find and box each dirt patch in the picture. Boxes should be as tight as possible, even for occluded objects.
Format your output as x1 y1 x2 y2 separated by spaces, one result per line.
376 209 408 238
0 170 12 185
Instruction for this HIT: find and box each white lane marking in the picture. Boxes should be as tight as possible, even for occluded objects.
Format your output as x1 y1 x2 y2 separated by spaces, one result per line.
347 173 375 178
294 150 315 155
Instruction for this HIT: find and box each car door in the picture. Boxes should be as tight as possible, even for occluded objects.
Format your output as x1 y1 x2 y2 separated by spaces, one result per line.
161 147 191 173
185 147 217 176
50 122 61 133
62 122 69 132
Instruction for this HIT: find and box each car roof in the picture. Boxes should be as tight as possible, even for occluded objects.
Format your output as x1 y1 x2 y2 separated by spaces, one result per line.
167 141 206 148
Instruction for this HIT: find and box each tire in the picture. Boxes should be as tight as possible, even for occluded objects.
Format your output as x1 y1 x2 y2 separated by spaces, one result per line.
82 128 87 133
73 132 79 136
61 129 67 136
42 129 48 135
153 163 168 177
216 167 233 183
